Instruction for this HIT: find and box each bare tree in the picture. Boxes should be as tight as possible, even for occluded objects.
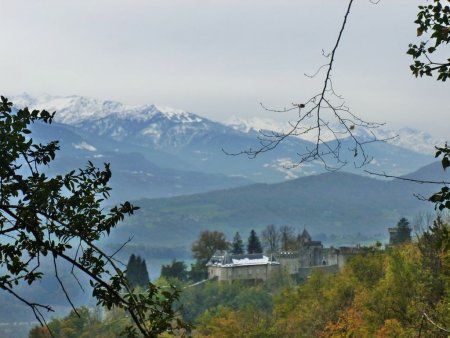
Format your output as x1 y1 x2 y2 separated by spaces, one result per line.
279 225 297 251
414 211 437 235
262 224 280 253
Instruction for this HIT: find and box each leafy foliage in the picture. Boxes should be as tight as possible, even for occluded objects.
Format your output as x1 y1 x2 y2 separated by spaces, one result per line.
29 307 129 338
429 144 450 215
191 220 450 337
408 0 450 81
161 259 188 282
179 280 275 326
406 0 450 251
0 97 189 337
191 231 228 265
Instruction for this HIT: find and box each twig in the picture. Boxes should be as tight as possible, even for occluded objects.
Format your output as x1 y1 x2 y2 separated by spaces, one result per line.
365 170 450 185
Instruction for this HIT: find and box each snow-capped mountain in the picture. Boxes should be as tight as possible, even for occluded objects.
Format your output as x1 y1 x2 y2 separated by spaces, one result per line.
12 93 187 125
14 93 444 155
370 128 445 155
12 93 229 149
11 93 436 185
226 116 446 155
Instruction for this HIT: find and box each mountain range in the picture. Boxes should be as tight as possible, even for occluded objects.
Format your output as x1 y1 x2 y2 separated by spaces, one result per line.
12 93 442 202
9 93 448 243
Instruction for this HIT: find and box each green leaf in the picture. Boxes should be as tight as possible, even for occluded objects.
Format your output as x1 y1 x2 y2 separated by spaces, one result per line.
442 156 450 170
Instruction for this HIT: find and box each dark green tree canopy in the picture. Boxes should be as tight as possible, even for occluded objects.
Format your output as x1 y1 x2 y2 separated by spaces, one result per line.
230 232 244 255
161 259 188 282
247 229 263 254
125 254 150 289
397 217 411 229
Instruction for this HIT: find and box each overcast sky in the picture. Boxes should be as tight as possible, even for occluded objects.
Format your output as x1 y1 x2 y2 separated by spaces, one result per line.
0 0 448 138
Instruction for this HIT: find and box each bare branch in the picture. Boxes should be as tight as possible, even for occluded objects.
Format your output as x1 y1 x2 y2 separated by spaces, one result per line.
225 0 390 170
109 236 134 261
422 312 450 334
0 284 54 331
365 170 450 185
53 255 80 317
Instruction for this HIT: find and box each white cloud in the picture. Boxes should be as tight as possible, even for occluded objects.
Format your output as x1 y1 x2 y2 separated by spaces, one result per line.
73 142 97 152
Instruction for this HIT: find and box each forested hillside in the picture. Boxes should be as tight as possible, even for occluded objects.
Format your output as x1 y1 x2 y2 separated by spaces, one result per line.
110 162 449 249
30 217 450 337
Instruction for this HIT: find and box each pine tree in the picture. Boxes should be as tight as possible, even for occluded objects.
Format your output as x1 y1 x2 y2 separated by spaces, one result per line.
247 229 263 254
231 232 244 254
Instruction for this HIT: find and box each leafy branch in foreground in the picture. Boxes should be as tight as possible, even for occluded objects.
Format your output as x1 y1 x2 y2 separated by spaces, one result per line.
368 0 450 216
429 144 450 213
408 0 450 81
0 96 190 337
226 0 391 170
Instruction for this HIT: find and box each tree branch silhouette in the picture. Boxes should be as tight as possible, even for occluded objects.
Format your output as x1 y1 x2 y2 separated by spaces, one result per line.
225 0 391 170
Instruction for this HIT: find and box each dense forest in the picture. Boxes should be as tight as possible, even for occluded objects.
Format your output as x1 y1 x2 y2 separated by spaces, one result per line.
29 216 449 337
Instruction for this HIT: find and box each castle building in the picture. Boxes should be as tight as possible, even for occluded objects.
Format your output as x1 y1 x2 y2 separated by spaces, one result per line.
206 223 412 283
275 229 364 280
206 251 280 283
206 229 366 283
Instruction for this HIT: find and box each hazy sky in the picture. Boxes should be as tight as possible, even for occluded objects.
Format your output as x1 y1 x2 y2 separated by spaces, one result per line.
1 0 448 138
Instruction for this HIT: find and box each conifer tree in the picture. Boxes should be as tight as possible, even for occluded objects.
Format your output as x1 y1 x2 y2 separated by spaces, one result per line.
140 258 150 286
247 230 263 254
231 232 244 254
125 254 150 288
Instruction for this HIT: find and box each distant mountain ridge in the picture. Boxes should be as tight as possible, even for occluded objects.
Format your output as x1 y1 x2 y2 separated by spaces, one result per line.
15 93 444 155
110 161 450 250
11 93 438 186
27 120 251 204
12 92 186 124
